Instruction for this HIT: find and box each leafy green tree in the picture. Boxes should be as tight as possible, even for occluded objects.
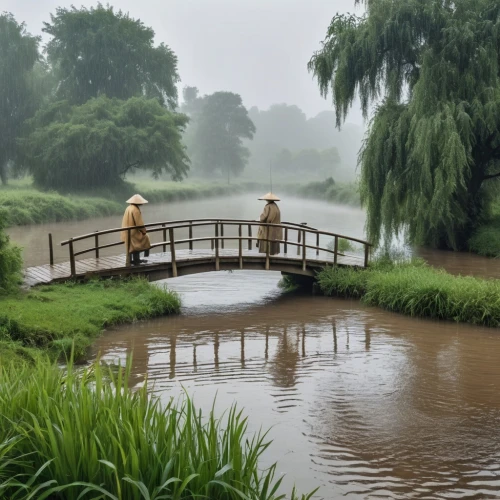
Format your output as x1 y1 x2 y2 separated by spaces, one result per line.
309 0 500 249
0 13 40 185
19 96 190 190
43 4 179 107
190 92 256 179
0 209 22 294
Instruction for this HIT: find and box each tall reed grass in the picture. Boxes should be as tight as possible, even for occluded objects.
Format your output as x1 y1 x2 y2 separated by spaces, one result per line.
317 259 500 326
0 359 316 500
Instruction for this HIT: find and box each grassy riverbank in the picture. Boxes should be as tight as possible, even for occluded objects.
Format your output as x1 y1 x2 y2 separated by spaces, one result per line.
0 178 268 227
0 277 180 362
0 359 315 500
317 259 500 327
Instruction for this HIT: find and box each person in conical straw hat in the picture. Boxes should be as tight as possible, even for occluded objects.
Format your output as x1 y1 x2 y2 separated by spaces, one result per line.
121 194 151 266
257 192 283 255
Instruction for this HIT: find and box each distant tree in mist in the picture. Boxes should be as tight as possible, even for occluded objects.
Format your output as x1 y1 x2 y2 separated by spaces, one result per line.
19 96 190 190
183 91 256 179
273 147 341 177
0 14 40 185
245 104 361 180
248 104 308 151
44 4 179 107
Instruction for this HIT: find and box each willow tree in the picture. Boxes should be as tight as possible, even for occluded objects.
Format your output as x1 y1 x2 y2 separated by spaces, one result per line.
309 0 500 249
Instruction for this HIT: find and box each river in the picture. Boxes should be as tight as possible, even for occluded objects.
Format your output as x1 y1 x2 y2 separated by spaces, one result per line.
8 194 500 499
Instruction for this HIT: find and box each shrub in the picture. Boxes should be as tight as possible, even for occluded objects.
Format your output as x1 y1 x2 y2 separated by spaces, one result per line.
0 208 22 293
317 259 500 327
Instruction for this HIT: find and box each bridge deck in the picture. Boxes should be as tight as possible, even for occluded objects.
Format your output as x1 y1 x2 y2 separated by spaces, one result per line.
24 249 364 287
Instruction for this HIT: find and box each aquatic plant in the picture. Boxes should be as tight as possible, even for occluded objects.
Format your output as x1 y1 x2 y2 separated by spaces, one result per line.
0 358 317 500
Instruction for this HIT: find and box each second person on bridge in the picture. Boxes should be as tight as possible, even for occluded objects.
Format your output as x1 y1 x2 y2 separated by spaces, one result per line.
121 194 151 266
257 192 282 255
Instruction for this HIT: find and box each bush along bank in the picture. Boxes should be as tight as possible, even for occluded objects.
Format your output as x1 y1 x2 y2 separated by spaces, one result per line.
284 177 360 207
0 277 181 362
316 258 500 327
0 358 317 500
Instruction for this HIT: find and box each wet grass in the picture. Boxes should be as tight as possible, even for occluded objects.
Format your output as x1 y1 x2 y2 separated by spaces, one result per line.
0 277 180 362
0 178 269 227
0 358 317 500
317 259 500 327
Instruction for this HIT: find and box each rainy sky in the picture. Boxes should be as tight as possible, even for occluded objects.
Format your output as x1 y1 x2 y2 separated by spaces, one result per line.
4 0 365 123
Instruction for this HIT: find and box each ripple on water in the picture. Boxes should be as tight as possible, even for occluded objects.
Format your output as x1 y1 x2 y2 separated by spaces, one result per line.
92 271 500 499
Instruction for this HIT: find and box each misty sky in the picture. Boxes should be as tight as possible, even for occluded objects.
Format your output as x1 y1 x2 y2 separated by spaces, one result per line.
4 0 365 124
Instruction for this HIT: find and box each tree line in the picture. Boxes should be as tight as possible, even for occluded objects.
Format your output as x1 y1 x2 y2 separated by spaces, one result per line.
1 5 261 189
1 5 347 190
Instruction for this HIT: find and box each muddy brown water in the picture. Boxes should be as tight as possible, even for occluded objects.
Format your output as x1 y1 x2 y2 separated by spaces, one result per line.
8 195 500 499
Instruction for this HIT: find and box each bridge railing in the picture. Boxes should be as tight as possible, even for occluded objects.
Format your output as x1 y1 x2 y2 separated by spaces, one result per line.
60 218 372 277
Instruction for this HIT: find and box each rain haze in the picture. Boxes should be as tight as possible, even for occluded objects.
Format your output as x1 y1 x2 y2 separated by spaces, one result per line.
4 0 365 123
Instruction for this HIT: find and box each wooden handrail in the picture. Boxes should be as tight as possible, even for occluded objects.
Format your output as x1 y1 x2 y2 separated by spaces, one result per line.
60 218 372 272
61 219 371 248
60 218 316 244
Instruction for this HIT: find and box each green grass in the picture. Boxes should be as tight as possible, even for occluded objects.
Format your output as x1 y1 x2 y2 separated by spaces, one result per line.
0 177 269 227
0 358 317 500
0 188 121 226
317 258 500 327
0 278 180 361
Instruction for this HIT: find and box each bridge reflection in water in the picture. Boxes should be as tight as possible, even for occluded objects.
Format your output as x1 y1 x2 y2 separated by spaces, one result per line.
91 293 500 499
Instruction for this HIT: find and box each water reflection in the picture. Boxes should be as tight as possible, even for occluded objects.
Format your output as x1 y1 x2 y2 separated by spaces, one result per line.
92 280 500 499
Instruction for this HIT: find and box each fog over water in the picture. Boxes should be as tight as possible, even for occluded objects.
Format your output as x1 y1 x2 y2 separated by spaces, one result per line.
5 0 365 122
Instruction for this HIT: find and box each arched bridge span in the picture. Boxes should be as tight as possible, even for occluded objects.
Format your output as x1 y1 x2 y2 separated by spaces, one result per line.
24 219 372 287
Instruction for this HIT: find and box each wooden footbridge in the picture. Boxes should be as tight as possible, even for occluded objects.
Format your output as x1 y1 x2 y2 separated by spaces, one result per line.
24 219 372 287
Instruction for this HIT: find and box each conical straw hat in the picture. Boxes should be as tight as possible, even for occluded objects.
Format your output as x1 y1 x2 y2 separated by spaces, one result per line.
126 194 148 204
258 192 280 201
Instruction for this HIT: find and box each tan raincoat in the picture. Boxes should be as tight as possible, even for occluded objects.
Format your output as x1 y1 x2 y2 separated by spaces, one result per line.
257 202 282 255
121 204 151 253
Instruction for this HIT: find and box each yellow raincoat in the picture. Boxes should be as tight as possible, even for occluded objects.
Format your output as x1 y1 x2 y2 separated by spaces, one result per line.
257 202 282 255
121 204 151 253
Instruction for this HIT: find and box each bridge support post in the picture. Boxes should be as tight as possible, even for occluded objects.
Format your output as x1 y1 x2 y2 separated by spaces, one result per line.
95 231 99 259
162 224 167 252
69 239 76 276
284 227 288 254
189 222 193 251
238 224 243 269
333 235 338 265
215 223 220 271
48 233 54 266
169 228 177 277
265 227 270 270
316 232 320 256
126 229 131 267
302 230 306 271
247 225 252 250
